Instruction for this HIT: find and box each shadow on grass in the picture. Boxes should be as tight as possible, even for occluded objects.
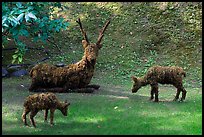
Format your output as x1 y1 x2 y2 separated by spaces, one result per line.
93 85 180 103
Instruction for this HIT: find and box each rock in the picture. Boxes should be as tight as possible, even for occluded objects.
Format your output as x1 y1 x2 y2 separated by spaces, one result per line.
7 65 21 73
2 67 9 77
10 69 29 77
55 63 66 67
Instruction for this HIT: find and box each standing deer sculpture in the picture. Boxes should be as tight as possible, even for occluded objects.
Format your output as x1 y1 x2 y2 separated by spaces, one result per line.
29 18 110 93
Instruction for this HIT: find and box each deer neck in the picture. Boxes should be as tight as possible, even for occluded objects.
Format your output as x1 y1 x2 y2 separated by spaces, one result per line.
139 76 149 87
75 56 96 71
55 100 61 109
57 102 64 111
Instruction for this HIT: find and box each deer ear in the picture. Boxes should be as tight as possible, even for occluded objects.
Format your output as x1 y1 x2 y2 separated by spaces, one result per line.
131 76 137 82
64 100 70 107
97 44 102 49
65 102 70 107
82 40 88 48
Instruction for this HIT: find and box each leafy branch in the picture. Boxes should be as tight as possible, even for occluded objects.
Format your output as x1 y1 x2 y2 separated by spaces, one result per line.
2 2 69 64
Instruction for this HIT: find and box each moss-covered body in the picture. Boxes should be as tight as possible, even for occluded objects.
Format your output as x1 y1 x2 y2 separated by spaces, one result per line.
29 18 110 93
22 92 70 127
29 55 95 91
131 66 187 102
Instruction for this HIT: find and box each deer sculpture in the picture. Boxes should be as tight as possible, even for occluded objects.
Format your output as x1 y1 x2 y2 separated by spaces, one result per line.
29 18 110 93
22 92 70 127
131 66 187 102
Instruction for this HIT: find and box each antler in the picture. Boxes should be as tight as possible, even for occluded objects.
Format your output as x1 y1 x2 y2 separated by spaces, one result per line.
76 18 89 44
96 20 111 45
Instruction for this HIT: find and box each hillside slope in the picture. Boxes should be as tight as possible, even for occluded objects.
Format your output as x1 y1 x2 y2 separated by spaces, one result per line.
2 2 202 87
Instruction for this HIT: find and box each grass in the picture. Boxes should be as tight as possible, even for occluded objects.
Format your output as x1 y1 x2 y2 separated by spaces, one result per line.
2 2 202 135
2 76 202 135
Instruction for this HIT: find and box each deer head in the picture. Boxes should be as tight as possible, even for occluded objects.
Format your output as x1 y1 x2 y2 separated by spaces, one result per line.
131 76 142 93
76 18 110 65
60 100 70 116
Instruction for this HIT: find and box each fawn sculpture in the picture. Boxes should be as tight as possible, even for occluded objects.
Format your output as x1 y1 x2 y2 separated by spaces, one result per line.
22 92 70 127
29 18 110 93
131 66 187 102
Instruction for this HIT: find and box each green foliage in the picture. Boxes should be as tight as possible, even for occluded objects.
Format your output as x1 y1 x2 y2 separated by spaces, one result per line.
2 2 69 63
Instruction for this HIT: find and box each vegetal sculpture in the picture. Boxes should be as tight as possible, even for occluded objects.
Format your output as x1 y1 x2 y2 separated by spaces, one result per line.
29 18 110 93
131 66 187 102
22 92 70 127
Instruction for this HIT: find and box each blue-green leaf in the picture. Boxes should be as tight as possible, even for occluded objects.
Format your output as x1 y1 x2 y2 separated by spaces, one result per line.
17 13 24 22
25 13 30 22
2 16 7 23
12 29 19 36
9 17 19 27
55 26 60 32
3 23 9 28
16 2 23 8
20 29 29 36
39 22 45 27
27 12 37 20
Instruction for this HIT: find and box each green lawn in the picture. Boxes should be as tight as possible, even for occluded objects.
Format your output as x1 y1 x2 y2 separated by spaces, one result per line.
2 2 202 135
2 76 202 135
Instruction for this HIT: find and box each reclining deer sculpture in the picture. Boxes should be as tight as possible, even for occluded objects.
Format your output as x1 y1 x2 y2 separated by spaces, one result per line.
29 18 110 93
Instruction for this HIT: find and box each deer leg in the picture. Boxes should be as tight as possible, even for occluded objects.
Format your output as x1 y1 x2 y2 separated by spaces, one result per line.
44 109 49 122
180 86 187 102
29 85 34 92
29 110 38 128
22 108 30 126
173 84 183 101
152 84 159 102
50 109 55 126
29 83 45 92
29 79 43 92
29 83 38 92
173 88 181 101
85 84 100 90
149 86 155 100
